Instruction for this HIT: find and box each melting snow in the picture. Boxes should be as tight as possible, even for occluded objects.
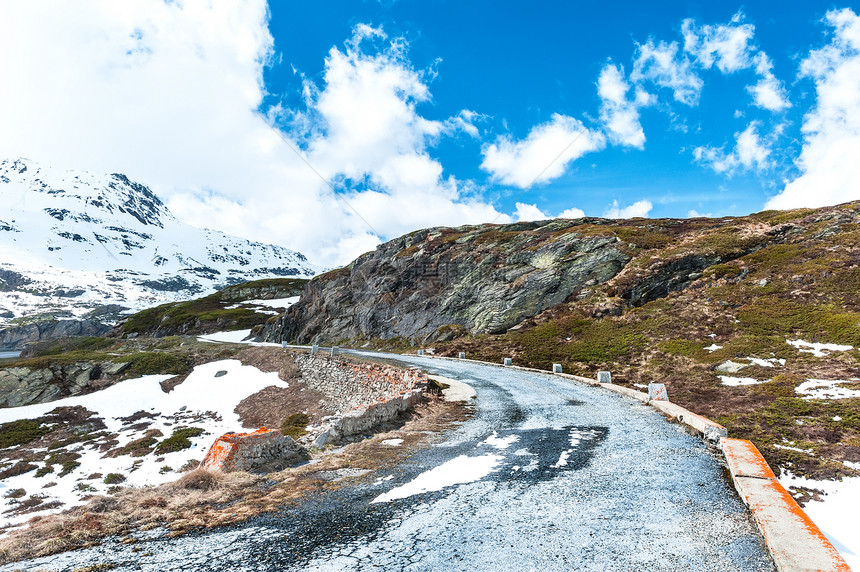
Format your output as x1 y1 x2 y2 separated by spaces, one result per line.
704 344 723 352
479 432 520 450
779 472 860 570
719 376 768 387
371 453 504 503
745 357 786 367
198 329 254 344
787 339 854 357
795 379 860 400
0 360 286 530
381 439 404 447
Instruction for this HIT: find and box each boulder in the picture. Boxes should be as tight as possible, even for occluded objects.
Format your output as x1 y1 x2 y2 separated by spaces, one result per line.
201 428 309 473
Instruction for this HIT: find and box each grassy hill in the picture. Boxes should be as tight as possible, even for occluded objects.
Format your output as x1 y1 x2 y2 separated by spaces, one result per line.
273 202 860 486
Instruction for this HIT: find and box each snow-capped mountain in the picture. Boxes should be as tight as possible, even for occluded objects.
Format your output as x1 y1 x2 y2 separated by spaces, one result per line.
0 158 319 324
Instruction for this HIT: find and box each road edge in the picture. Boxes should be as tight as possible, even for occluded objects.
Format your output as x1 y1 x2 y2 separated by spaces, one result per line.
410 353 851 572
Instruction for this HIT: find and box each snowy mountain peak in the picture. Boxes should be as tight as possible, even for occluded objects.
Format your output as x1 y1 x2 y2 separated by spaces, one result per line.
0 158 320 324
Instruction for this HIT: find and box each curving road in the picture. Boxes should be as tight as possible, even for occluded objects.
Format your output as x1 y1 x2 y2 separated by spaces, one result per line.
5 353 775 571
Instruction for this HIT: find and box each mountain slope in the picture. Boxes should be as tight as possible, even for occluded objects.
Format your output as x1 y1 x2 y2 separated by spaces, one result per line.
264 202 860 482
0 158 319 326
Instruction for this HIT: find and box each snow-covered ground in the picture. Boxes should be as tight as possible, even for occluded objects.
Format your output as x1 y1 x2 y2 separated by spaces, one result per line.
795 378 860 400
787 339 854 357
719 376 769 387
780 472 860 571
0 359 287 533
0 158 318 324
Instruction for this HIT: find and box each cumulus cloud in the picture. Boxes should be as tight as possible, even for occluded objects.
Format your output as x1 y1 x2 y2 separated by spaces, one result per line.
687 209 713 218
767 8 860 209
603 199 653 219
480 114 606 188
747 53 791 111
558 206 586 219
597 63 646 148
631 40 703 105
682 14 755 73
513 203 549 222
0 5 507 266
681 13 790 112
693 121 772 174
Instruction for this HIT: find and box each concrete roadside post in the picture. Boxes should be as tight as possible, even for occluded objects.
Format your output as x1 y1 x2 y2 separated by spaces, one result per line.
311 344 318 356
553 364 563 373
458 352 466 359
331 346 339 357
648 382 668 401
281 341 287 348
503 358 513 366
597 371 612 383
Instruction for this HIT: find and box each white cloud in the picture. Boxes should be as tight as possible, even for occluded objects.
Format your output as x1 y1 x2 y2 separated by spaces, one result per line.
513 203 549 222
682 14 755 73
694 121 772 174
603 199 653 219
480 114 606 188
747 53 791 111
631 40 703 105
558 206 586 219
687 209 713 218
767 8 860 209
0 5 507 266
681 14 790 112
597 64 646 148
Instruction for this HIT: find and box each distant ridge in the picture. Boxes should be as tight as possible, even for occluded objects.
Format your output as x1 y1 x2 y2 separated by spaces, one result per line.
0 158 320 324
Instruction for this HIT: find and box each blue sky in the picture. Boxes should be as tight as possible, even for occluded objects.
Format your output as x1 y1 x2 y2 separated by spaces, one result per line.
2 1 860 264
262 0 836 220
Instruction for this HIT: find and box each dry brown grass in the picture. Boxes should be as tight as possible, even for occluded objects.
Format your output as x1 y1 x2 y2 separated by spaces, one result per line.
0 396 470 566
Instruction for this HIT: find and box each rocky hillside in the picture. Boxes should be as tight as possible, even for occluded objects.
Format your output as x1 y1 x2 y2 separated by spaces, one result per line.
113 277 307 338
0 158 319 331
264 202 860 483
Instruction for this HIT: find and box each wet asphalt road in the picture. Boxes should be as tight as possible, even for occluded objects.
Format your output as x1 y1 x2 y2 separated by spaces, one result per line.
5 354 775 571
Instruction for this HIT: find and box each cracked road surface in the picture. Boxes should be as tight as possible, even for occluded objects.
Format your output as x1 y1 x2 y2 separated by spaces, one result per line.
5 354 775 571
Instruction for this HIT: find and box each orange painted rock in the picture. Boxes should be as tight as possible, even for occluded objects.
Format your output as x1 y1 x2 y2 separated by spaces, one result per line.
201 428 309 473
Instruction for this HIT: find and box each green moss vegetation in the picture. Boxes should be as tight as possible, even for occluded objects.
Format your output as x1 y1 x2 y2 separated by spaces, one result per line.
657 339 708 361
103 473 126 485
0 419 51 448
154 427 205 455
513 316 647 369
737 299 860 346
117 352 189 376
280 413 310 439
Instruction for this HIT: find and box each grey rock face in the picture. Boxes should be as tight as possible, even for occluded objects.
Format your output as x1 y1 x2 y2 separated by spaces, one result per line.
263 220 631 344
0 360 131 408
0 318 112 350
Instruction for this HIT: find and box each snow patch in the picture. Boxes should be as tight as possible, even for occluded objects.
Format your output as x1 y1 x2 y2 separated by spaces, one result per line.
787 339 853 357
704 344 723 352
719 376 768 387
371 453 504 503
479 432 519 450
795 379 860 400
779 472 860 571
0 360 286 529
197 329 254 344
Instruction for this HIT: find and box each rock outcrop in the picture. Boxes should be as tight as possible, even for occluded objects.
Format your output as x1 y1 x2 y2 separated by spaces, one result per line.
263 220 631 344
201 428 309 472
0 318 112 350
0 360 130 407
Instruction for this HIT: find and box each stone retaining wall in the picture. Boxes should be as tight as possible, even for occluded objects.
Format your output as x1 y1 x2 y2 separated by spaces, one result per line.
203 354 427 470
292 354 425 414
